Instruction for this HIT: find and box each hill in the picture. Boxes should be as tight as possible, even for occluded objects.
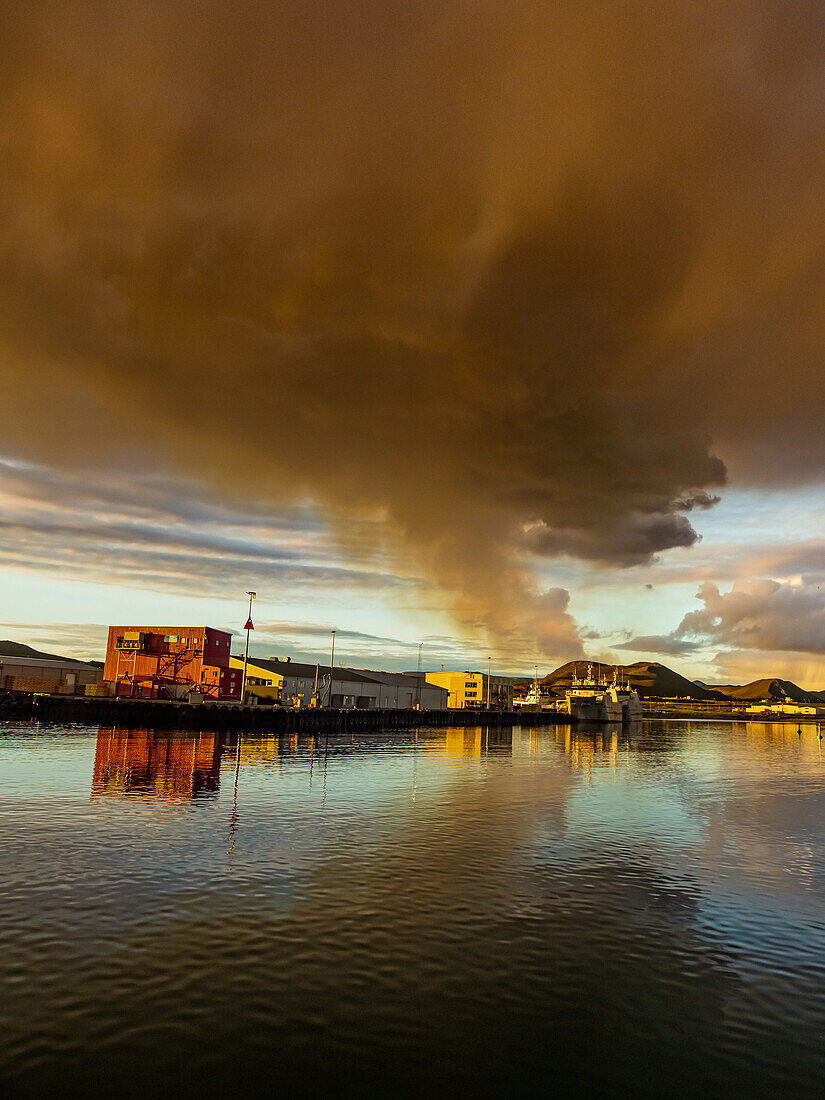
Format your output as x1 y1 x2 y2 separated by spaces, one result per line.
0 639 73 662
716 678 825 706
534 660 729 700
0 639 99 667
515 660 825 705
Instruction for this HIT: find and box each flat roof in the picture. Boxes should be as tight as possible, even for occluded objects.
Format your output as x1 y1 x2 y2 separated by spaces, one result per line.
108 625 230 633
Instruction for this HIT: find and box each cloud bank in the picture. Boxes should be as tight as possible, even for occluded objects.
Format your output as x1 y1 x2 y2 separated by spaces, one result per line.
0 457 400 597
623 578 825 660
3 2 825 658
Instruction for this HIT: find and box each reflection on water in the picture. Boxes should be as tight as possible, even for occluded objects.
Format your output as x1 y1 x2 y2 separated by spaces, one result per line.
92 729 229 800
2 719 825 1098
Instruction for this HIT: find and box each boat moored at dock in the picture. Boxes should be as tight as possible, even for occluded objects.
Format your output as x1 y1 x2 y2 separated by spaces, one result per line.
565 665 641 723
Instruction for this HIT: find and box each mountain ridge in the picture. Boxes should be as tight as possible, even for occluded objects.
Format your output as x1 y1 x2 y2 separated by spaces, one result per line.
0 639 99 666
715 678 825 705
516 660 824 704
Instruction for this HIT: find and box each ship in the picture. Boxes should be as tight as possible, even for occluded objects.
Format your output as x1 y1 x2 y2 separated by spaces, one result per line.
564 665 642 723
513 670 555 709
611 672 643 722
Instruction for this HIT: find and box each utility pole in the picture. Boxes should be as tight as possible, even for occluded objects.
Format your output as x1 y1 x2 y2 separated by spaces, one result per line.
328 629 336 707
487 655 492 708
416 642 423 709
241 591 256 703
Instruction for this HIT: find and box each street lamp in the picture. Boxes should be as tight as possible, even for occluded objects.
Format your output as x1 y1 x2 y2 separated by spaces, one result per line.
241 591 256 703
328 629 336 707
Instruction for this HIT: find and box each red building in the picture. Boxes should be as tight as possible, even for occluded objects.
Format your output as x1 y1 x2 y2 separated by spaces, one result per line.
103 626 241 701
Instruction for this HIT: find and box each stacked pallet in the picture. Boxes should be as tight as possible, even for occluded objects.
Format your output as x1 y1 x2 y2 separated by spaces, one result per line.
4 676 65 693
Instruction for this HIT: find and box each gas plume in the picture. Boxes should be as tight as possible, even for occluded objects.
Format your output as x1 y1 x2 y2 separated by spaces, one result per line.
2 1 825 659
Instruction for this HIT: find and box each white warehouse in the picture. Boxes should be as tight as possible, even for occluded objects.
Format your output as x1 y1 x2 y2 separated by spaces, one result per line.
229 656 449 710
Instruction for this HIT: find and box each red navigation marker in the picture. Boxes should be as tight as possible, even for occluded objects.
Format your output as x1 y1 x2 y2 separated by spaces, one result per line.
244 619 254 630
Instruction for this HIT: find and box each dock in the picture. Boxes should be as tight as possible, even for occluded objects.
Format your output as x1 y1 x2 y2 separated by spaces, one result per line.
0 692 573 733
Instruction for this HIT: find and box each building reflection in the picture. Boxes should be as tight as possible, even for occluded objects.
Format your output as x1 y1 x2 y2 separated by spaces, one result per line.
418 723 644 764
233 736 282 767
89 721 657 803
92 729 225 800
564 724 621 776
421 727 516 761
743 719 825 761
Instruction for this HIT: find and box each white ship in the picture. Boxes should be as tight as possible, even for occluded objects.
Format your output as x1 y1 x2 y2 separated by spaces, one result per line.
565 665 641 723
513 671 555 709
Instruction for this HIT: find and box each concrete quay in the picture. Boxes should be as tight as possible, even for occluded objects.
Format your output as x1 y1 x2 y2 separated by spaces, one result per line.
0 692 572 733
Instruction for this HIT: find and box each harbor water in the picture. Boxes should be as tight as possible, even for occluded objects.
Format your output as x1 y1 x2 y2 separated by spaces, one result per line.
1 720 825 1097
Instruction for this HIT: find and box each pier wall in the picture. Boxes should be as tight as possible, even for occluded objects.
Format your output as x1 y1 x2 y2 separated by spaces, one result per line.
0 692 571 733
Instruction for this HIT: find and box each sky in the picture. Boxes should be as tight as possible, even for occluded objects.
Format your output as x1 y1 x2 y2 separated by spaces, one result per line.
2 1 825 685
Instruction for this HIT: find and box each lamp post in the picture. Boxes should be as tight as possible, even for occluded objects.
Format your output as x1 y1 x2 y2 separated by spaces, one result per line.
241 591 256 702
487 655 492 708
328 629 336 707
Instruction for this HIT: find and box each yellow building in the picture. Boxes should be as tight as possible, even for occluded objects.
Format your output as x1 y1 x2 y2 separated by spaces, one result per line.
228 655 284 703
422 671 514 709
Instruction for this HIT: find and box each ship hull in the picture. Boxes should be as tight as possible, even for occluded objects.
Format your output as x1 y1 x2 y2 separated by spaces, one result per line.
567 696 623 722
621 698 643 721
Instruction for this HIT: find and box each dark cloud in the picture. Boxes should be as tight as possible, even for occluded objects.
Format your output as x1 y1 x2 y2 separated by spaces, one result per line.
673 492 722 512
2 2 825 657
524 512 700 567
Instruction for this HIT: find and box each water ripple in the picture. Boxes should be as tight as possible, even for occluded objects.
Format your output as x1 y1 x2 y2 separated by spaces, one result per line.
1 721 824 1097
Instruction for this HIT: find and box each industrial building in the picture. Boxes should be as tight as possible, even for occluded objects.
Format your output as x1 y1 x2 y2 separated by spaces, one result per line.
103 626 241 701
0 646 103 695
362 669 450 710
230 656 449 709
745 702 818 716
419 670 515 709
